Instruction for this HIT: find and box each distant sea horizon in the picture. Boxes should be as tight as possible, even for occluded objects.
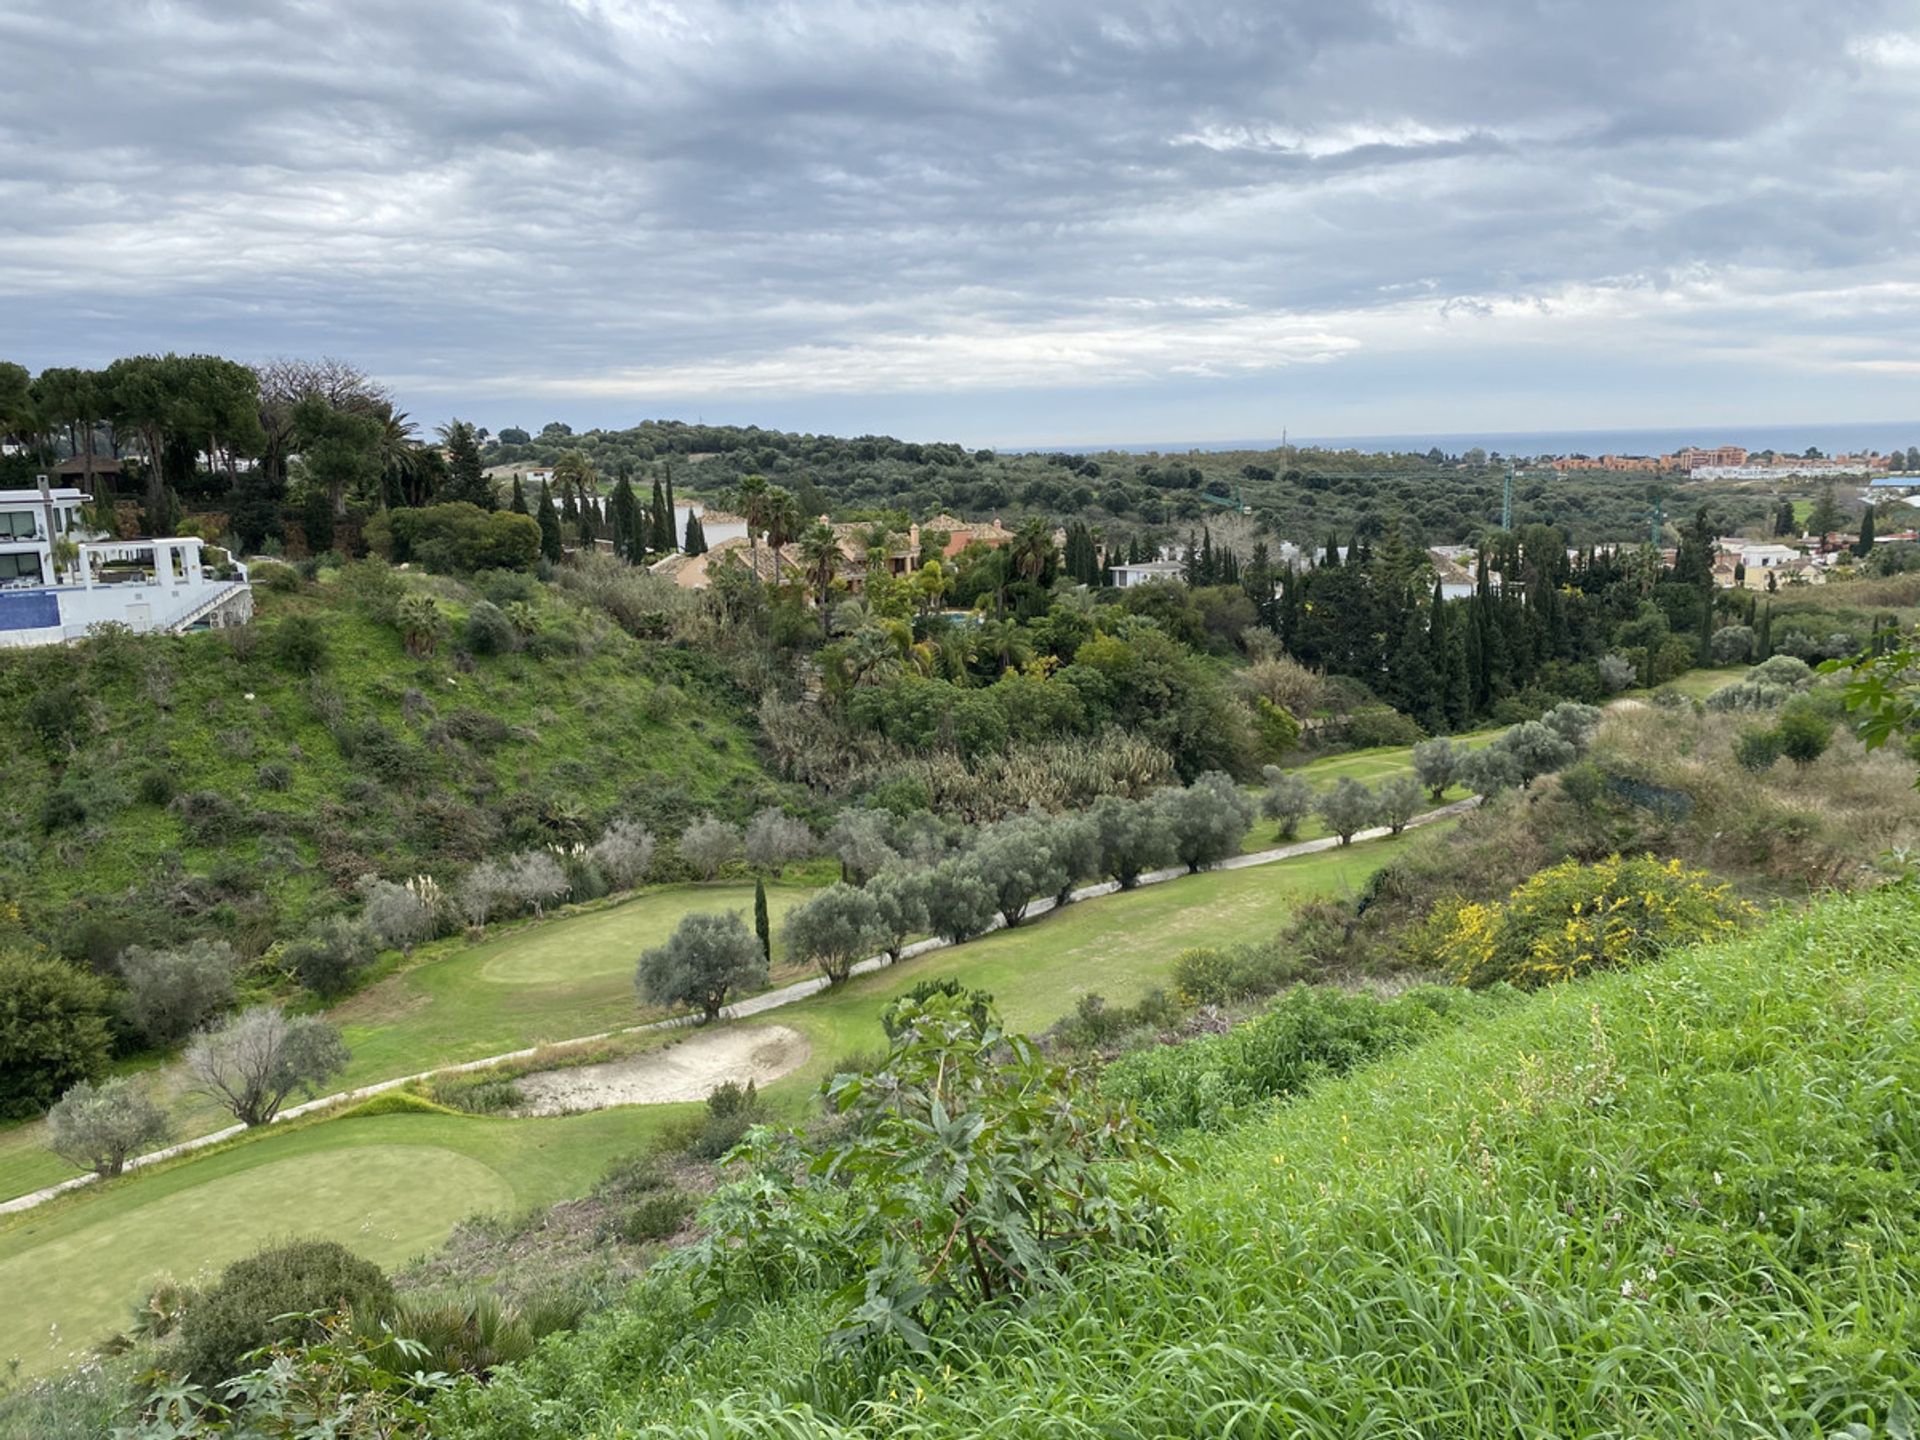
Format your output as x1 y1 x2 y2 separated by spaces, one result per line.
1041 420 1920 460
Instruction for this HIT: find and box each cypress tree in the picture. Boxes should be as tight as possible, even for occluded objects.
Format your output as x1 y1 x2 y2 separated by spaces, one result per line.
609 476 638 561
1442 603 1472 730
684 510 707 555
510 474 528 514
536 481 562 563
650 478 672 553
754 877 771 962
1855 503 1876 557
663 463 677 547
1389 601 1442 732
577 494 599 545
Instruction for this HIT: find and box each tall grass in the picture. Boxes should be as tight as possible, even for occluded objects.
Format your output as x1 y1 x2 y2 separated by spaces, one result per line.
440 884 1920 1439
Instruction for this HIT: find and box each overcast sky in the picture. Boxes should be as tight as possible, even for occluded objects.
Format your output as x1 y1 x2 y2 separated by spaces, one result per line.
4 0 1919 446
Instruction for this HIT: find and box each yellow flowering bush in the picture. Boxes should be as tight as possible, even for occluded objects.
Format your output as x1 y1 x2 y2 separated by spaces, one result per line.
1432 854 1752 989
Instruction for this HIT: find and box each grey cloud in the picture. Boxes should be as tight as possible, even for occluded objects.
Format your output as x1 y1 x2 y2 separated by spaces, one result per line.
2 0 1917 436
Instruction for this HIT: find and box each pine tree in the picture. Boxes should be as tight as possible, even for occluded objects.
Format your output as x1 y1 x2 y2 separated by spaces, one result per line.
1389 601 1442 731
536 481 562 564
509 475 528 514
753 877 771 962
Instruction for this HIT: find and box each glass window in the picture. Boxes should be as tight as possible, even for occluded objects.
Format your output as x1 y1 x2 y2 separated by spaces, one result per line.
0 551 45 582
0 511 39 540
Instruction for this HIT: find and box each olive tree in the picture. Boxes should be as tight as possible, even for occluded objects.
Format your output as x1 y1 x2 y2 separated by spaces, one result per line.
970 818 1068 927
678 815 740 881
1493 720 1577 786
188 1007 350 1127
1456 746 1523 796
589 819 656 889
867 864 931 962
923 857 999 943
1710 624 1756 665
1315 778 1379 845
1541 702 1603 754
505 850 569 916
1411 738 1459 801
784 883 886 985
1088 793 1174 889
458 859 512 926
1044 810 1102 906
743 807 813 873
636 911 767 1022
116 939 238 1046
46 1076 170 1177
824 809 899 885
1597 653 1637 692
282 916 376 998
1258 766 1313 840
355 875 438 954
1154 772 1256 873
1375 775 1424 835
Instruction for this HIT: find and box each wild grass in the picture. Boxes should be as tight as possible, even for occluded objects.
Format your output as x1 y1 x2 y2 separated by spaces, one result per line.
437 883 1920 1439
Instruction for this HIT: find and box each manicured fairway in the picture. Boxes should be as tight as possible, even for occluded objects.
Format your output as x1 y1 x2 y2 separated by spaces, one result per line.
0 1106 676 1378
1238 729 1499 851
0 880 818 1203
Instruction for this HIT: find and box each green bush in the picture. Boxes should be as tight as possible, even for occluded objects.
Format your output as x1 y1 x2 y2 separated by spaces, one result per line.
269 614 329 673
689 1079 764 1159
1344 708 1424 749
0 950 113 1118
283 916 376 997
1733 727 1783 771
617 1191 694 1243
1103 985 1492 1132
1172 939 1308 1006
463 600 519 656
175 1239 395 1383
1773 697 1834 766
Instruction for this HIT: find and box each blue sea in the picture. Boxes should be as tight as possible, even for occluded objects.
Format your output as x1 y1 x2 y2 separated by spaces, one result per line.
1074 421 1920 460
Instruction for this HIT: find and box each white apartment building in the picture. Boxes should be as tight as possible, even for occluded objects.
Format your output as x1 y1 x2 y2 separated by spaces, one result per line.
0 480 253 648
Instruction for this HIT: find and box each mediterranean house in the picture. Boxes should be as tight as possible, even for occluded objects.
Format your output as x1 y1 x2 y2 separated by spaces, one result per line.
0 480 252 648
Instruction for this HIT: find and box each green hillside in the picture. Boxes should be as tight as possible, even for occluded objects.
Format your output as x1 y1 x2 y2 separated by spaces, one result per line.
0 563 782 962
438 883 1920 1438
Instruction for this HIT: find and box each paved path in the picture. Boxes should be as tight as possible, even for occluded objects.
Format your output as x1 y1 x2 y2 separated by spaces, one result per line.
0 796 1477 1218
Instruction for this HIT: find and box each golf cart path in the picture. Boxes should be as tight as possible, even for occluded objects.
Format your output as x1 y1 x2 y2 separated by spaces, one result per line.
1 797 1476 1217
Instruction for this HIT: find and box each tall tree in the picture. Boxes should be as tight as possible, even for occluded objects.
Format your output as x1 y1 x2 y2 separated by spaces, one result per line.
609 475 639 560
799 521 841 607
510 474 528 514
436 419 493 508
1855 503 1876 557
649 478 672 555
684 509 707 555
536 481 563 563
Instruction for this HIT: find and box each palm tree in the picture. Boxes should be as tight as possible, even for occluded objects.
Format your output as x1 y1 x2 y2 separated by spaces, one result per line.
764 486 799 584
733 474 769 579
974 618 1034 676
798 521 842 608
1011 517 1054 585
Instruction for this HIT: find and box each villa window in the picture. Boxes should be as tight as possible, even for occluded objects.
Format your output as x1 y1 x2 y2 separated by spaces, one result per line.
0 551 45 583
0 511 39 540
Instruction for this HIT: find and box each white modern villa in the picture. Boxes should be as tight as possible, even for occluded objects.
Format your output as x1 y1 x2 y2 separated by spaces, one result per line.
0 479 252 648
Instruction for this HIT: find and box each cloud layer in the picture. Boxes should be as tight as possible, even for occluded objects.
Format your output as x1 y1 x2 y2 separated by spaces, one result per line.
3 0 1918 442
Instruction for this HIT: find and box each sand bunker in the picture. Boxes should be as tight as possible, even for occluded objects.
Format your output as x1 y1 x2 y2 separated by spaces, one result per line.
514 1025 810 1114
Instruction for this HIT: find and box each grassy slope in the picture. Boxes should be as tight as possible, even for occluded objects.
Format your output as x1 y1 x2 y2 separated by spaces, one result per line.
0 566 774 948
450 883 1920 1439
0 835 1419 1376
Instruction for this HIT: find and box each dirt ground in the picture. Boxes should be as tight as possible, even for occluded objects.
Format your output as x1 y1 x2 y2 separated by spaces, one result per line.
514 1024 810 1114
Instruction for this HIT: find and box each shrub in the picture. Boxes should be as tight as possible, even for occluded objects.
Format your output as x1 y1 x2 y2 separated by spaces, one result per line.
1315 777 1378 845
176 1239 395 1384
251 559 300 592
880 977 994 1039
0 950 113 1118
135 766 177 806
1734 727 1784 771
169 788 248 843
1102 985 1490 1132
255 760 292 791
463 600 519 656
284 915 377 997
1492 719 1577 785
1345 708 1424 749
617 1191 695 1242
690 1079 765 1160
270 614 329 673
427 1072 525 1114
1710 624 1757 664
45 1076 170 1177
636 911 767 1021
386 502 540 572
1748 653 1815 688
1429 853 1752 989
117 938 239 1045
1597 652 1636 691
1052 989 1184 1049
186 1007 350 1125
1774 697 1834 766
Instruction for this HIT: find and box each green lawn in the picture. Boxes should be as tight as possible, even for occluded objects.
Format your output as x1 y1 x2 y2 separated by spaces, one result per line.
1620 664 1744 703
0 834 1429 1375
0 1105 678 1379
